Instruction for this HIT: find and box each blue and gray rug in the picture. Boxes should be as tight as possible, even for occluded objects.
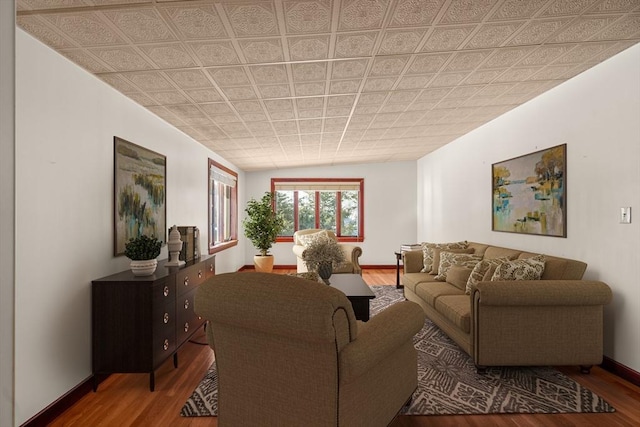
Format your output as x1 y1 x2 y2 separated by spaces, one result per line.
181 285 614 416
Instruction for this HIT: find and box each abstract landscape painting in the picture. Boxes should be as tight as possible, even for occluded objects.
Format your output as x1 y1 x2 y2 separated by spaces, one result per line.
114 137 166 255
492 144 566 237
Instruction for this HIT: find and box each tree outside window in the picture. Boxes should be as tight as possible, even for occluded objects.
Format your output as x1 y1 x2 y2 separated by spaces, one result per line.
271 178 364 242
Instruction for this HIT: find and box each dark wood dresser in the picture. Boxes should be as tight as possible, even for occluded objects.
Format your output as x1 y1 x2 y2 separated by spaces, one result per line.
92 255 214 391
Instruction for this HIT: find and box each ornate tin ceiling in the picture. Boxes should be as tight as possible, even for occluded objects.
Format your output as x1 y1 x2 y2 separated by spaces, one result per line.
16 0 640 170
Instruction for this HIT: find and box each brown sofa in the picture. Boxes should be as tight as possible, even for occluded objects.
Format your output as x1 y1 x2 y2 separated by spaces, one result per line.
195 272 424 426
402 242 612 372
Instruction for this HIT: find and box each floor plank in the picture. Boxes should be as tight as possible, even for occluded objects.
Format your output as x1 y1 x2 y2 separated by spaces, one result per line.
50 269 640 427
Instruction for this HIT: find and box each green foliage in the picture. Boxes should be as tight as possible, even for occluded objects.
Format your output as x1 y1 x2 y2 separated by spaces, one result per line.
303 238 346 272
124 235 162 260
243 192 285 256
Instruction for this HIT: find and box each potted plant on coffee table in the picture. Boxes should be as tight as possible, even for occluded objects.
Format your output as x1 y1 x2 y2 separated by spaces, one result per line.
124 234 162 276
303 238 346 283
243 192 285 273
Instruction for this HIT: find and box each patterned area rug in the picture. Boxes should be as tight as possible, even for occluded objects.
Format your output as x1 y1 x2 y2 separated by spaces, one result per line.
181 285 614 417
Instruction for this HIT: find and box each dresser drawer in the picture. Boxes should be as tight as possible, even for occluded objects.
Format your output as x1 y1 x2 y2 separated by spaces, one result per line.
176 263 207 296
152 278 175 305
176 288 205 344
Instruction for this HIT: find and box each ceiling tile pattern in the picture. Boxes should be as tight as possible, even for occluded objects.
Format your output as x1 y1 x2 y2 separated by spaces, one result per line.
16 0 640 171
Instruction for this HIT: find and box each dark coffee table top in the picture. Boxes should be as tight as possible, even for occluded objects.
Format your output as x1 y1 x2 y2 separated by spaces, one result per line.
328 274 375 299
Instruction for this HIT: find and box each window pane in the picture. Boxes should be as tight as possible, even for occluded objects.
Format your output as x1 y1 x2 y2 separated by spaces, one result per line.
341 191 359 237
298 190 316 230
319 191 337 233
209 159 238 254
275 191 295 236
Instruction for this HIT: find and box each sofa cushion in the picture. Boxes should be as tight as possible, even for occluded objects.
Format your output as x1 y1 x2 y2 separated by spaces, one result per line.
483 246 521 260
518 252 587 280
434 295 471 333
491 255 546 281
434 252 483 281
446 266 473 291
420 241 468 273
415 281 464 307
297 230 332 247
431 247 475 274
465 256 514 294
402 273 438 293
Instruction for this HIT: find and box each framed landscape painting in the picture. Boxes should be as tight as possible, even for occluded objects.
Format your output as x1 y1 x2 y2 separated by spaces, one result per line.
492 144 567 237
114 137 166 256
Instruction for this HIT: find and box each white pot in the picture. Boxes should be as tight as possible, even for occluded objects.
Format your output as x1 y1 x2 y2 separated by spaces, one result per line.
130 259 158 276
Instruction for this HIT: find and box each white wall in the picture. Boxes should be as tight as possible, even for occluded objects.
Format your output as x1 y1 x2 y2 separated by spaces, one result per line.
1 2 16 426
15 30 246 425
417 44 640 373
245 161 418 267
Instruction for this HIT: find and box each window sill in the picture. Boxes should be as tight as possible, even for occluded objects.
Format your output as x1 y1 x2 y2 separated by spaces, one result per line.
209 239 238 255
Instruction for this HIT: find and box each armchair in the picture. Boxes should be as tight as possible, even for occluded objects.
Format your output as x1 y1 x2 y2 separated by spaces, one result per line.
194 272 424 427
293 229 363 275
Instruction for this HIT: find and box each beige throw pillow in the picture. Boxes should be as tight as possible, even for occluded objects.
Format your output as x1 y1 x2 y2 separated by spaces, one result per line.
420 241 468 273
298 230 332 247
465 256 514 294
490 254 546 281
446 266 474 291
434 252 482 281
431 247 475 274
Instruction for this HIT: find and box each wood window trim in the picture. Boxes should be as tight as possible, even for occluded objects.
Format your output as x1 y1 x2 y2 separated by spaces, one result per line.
271 178 364 243
208 159 238 255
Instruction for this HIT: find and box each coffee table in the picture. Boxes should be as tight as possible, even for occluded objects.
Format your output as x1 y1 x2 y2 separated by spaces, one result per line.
328 274 375 321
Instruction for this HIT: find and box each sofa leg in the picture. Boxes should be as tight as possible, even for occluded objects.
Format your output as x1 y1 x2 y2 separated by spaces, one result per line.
580 365 592 374
476 365 488 374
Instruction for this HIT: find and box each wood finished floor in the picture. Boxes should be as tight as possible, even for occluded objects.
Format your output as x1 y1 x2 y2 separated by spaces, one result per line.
51 269 640 427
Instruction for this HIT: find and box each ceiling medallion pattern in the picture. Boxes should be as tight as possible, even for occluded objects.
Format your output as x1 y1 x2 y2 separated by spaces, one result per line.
16 0 640 171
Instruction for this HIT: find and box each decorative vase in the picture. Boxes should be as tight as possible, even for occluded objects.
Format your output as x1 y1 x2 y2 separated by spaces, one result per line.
317 261 333 282
130 259 158 276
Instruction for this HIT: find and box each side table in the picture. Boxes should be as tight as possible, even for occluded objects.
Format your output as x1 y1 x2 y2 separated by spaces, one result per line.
394 252 403 289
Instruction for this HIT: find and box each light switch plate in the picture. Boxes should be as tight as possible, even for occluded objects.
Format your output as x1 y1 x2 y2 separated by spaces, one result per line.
620 207 631 224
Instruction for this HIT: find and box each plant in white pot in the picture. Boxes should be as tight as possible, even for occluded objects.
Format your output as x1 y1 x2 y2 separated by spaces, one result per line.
303 238 346 283
124 234 162 276
243 192 285 273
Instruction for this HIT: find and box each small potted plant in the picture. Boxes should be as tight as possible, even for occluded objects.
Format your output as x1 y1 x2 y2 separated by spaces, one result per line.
303 238 346 282
243 192 285 272
124 234 162 276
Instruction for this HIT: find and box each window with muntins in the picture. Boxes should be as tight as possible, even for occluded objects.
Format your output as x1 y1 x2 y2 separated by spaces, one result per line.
271 178 364 242
209 159 238 254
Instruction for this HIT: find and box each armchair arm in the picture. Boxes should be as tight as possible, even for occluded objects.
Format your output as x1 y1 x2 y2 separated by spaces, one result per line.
339 301 424 383
471 280 612 306
340 244 362 274
292 244 306 259
402 250 424 274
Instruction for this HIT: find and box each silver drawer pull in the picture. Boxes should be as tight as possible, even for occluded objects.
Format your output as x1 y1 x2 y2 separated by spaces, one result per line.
184 299 189 309
183 276 189 286
198 270 203 278
209 264 214 272
163 286 169 297
163 312 169 324
184 322 189 332
163 339 169 351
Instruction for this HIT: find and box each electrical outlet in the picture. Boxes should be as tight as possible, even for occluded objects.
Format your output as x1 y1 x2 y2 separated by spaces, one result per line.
620 207 631 224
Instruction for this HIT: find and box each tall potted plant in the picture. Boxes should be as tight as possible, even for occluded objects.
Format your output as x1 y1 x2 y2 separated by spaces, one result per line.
243 192 285 272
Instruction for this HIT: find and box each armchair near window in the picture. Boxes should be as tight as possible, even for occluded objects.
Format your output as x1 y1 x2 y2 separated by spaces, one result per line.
194 272 425 427
293 229 363 275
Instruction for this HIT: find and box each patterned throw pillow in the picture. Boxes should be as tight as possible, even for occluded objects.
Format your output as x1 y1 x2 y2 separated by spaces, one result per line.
465 256 514 294
431 248 475 274
434 252 482 281
420 241 468 273
490 255 546 281
298 230 332 247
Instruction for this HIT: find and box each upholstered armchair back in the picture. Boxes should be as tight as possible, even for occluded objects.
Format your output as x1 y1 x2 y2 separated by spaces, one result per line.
293 229 363 275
